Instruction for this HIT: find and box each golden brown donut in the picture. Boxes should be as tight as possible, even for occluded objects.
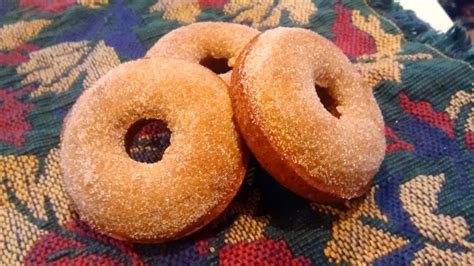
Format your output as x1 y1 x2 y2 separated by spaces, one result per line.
231 27 385 203
60 58 247 243
146 22 259 84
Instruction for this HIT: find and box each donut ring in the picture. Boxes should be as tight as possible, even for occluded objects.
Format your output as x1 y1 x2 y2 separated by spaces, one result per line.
146 22 259 84
231 28 385 202
60 58 247 242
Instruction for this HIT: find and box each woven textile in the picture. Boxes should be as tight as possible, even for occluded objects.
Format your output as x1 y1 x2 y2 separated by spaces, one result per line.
1 0 474 264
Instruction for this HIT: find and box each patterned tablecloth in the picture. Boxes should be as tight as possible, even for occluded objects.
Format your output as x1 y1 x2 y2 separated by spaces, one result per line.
1 0 473 264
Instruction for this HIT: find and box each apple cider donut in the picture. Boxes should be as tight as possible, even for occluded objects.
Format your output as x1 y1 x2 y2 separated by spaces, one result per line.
231 27 385 202
60 58 246 243
146 22 259 84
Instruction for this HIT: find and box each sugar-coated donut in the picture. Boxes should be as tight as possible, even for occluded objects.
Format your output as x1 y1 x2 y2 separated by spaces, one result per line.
146 22 259 84
231 28 385 202
60 58 247 243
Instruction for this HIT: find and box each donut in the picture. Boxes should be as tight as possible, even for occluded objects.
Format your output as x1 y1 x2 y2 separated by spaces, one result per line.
231 27 385 202
60 58 247 242
146 22 259 84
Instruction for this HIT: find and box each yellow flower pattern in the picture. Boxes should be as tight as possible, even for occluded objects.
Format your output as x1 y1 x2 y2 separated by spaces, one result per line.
0 1 473 264
0 148 73 265
0 207 45 265
353 11 432 89
400 173 473 248
312 187 409 264
313 172 474 264
17 41 120 98
224 0 317 28
77 0 109 9
149 0 317 28
149 0 201 24
0 19 51 50
0 149 73 226
413 244 474 265
224 187 270 244
445 83 474 144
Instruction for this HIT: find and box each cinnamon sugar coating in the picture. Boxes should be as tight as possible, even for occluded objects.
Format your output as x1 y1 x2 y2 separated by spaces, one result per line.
146 22 259 84
231 28 385 202
60 58 246 242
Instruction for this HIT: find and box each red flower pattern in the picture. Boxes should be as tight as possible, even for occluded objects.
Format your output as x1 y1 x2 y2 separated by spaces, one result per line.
465 131 474 149
219 238 311 265
399 92 455 138
198 0 229 8
0 85 35 147
385 126 414 152
20 0 76 13
25 220 143 265
0 44 38 65
331 3 376 57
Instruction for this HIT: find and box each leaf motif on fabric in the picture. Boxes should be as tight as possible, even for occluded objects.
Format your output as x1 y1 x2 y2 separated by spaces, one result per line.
149 0 201 24
400 173 473 248
311 187 409 264
0 149 73 226
0 19 51 51
36 148 73 226
20 0 107 13
224 187 270 245
352 11 401 57
444 84 474 148
77 0 109 9
17 40 120 98
385 126 414 152
331 4 376 57
399 92 456 138
0 85 35 147
412 244 474 265
25 220 144 265
19 0 76 13
224 0 317 28
198 0 228 8
0 207 46 265
219 238 311 265
0 44 38 65
445 90 472 120
0 154 38 208
465 108 474 149
351 10 431 88
0 149 139 264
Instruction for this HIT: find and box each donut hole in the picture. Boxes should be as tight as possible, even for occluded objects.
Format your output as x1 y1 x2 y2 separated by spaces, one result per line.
315 84 341 118
124 119 171 163
199 56 231 74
